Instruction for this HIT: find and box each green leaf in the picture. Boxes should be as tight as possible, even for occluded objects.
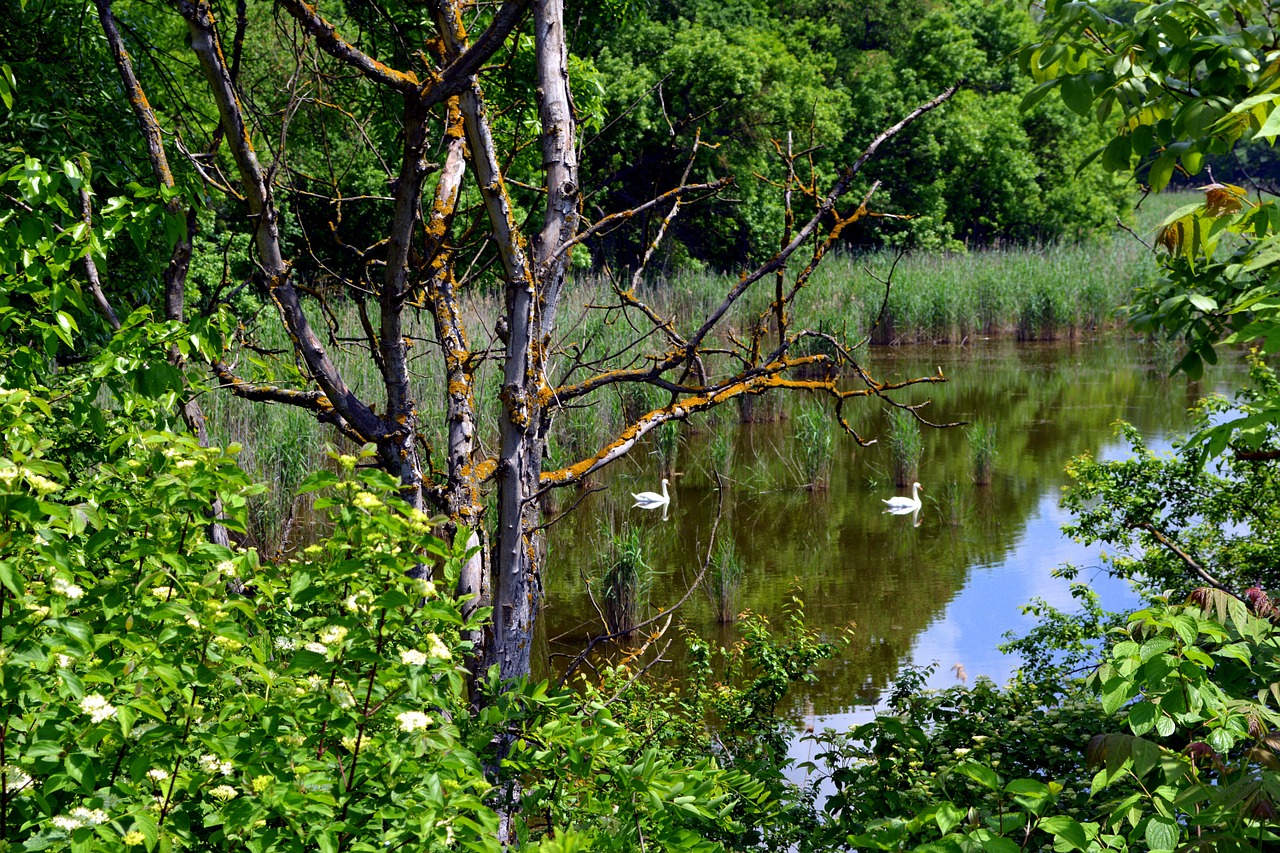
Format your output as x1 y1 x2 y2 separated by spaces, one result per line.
1101 135 1132 172
1258 104 1280 139
0 561 24 595
935 801 966 835
951 762 1000 791
1101 677 1135 715
1186 294 1217 313
1128 701 1157 736
1061 76 1094 115
1144 816 1179 851
980 837 1021 853
1149 152 1176 193
1039 816 1088 851
0 64 14 110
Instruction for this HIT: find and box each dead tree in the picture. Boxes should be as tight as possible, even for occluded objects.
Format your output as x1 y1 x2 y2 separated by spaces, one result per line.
93 0 957 688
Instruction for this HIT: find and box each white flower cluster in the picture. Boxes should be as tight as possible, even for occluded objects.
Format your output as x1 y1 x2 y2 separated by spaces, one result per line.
51 577 84 601
197 754 234 776
399 648 428 666
274 636 297 652
424 633 451 661
149 585 174 599
304 641 328 655
147 768 170 782
319 625 348 646
208 784 238 801
216 560 237 578
80 694 117 723
2 764 33 794
331 683 356 710
0 464 60 493
396 710 432 732
130 721 159 740
344 590 374 613
50 807 109 831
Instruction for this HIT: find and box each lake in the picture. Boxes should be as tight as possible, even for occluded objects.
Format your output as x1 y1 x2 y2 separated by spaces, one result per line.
537 336 1241 728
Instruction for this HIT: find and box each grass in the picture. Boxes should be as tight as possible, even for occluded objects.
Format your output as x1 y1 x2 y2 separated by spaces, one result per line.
795 402 835 489
600 527 650 641
967 421 998 485
704 540 745 624
886 408 923 487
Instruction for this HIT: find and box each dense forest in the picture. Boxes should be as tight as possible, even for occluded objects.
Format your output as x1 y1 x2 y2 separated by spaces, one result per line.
0 0 1127 286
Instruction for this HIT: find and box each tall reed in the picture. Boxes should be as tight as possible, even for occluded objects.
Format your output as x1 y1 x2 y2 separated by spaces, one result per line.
704 539 744 623
886 408 923 487
967 421 998 485
655 420 680 478
795 403 834 489
601 527 649 641
939 479 967 527
706 426 733 484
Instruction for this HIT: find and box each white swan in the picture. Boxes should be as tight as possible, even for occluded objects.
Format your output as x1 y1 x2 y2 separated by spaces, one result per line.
882 482 922 512
631 479 670 511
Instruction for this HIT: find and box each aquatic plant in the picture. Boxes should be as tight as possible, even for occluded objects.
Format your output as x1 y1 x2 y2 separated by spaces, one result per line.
967 420 998 485
706 425 733 482
704 539 745 623
795 402 835 489
939 479 967 526
886 408 923 487
655 419 680 477
601 527 650 640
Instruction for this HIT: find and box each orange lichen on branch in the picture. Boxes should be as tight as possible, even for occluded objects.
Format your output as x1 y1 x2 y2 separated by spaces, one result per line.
276 0 421 95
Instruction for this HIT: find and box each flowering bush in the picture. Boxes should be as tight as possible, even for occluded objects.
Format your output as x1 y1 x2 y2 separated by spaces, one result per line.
0 401 495 851
1 386 795 851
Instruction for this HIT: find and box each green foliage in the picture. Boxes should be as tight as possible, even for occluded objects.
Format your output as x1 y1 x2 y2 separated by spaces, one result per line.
1024 0 1280 455
1062 359 1280 595
577 0 1125 266
794 403 834 489
805 589 1280 853
1083 593 1280 850
704 540 745 624
0 377 812 851
885 408 922 487
965 420 998 485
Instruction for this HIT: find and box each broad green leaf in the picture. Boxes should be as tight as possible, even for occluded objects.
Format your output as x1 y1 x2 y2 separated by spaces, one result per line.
1149 152 1176 193
951 762 1000 791
1144 815 1179 851
1039 816 1088 851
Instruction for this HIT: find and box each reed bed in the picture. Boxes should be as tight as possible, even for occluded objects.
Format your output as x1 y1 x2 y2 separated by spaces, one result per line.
600 527 650 640
704 540 745 624
967 421 998 485
795 402 835 489
886 408 923 487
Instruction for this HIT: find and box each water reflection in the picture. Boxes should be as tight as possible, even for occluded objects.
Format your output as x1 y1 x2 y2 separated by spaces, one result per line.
541 338 1243 717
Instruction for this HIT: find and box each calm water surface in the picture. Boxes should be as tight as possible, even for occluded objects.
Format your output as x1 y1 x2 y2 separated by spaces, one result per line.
538 337 1241 727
